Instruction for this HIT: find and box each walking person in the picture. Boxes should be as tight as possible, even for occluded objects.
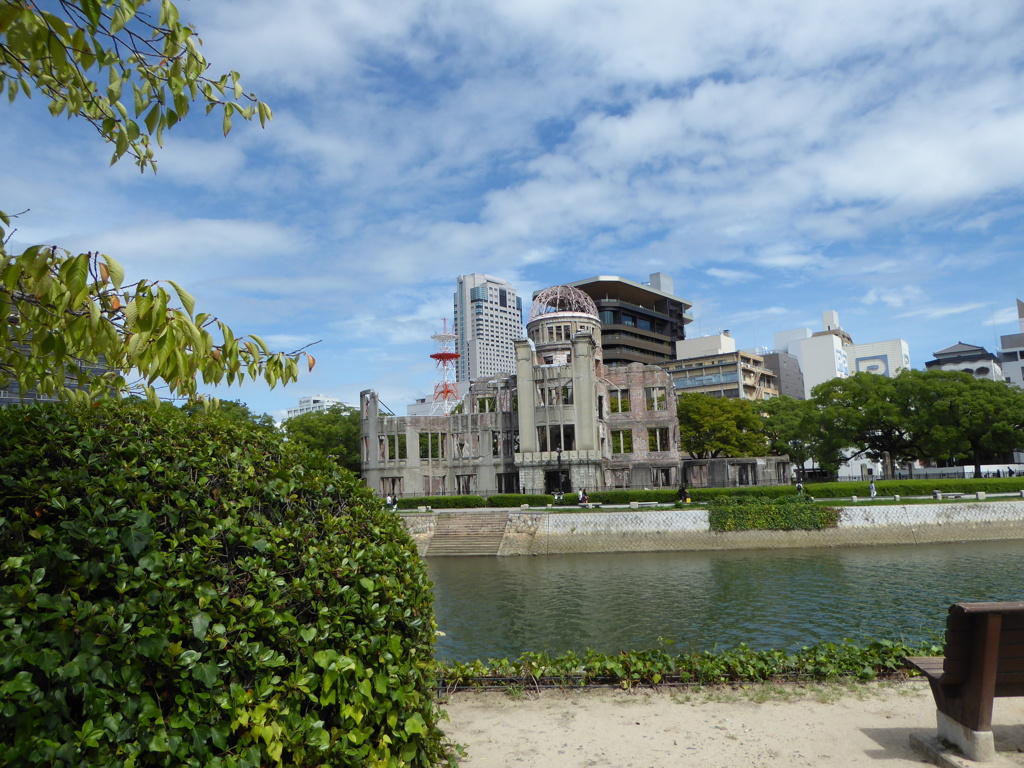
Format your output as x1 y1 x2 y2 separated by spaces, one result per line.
869 480 877 499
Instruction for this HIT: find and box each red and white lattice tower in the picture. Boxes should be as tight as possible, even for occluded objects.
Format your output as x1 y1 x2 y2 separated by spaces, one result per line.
429 319 461 416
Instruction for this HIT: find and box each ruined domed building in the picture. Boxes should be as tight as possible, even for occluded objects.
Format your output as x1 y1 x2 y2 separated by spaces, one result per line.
360 284 683 497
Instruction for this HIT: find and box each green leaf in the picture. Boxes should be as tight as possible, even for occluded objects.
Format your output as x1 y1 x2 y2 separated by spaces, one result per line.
2 671 39 695
191 611 211 640
403 713 426 735
167 280 195 316
192 662 219 688
121 522 153 557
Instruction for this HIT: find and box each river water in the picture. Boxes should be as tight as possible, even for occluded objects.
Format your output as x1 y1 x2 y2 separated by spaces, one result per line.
427 540 1024 662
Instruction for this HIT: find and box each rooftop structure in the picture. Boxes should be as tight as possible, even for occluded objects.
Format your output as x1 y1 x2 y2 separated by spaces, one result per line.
562 273 693 368
662 333 779 400
925 342 1003 381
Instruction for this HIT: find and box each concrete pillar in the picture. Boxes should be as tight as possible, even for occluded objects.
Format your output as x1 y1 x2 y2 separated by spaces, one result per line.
515 339 539 452
571 334 599 451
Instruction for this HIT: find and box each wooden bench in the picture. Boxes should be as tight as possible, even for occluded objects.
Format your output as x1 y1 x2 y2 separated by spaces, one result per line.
906 601 1024 761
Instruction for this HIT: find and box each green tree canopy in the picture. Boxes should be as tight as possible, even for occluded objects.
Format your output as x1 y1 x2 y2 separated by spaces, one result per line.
904 370 1024 477
1 1 311 402
810 372 922 476
759 395 823 475
283 404 362 474
677 393 767 459
769 370 1024 477
178 398 276 430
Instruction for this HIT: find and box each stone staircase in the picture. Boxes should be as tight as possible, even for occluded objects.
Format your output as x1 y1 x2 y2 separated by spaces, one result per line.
426 511 509 557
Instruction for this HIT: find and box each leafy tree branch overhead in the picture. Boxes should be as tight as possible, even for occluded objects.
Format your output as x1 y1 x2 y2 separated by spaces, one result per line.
0 0 312 402
0 0 270 170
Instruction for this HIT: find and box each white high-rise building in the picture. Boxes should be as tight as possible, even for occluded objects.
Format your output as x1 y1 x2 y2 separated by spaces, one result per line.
453 274 524 382
773 311 909 398
285 394 349 419
1001 299 1024 389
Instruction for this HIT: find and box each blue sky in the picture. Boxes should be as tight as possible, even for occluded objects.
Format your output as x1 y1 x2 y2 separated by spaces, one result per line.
5 0 1024 418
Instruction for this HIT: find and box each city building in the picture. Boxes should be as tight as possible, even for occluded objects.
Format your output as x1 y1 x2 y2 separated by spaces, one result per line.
773 311 909 398
760 351 805 399
925 343 1004 380
1000 299 1024 389
1 342 109 406
361 284 687 497
774 327 848 399
662 333 779 400
452 274 525 382
285 394 350 419
847 339 911 377
563 273 693 368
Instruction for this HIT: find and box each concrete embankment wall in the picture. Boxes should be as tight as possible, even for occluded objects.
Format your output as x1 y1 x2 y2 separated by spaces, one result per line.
401 500 1024 556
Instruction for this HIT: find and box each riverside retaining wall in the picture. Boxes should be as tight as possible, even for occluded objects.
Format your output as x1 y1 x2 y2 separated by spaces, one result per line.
401 500 1024 556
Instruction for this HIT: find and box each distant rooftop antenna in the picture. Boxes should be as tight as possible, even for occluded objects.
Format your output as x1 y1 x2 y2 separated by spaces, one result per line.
429 319 460 416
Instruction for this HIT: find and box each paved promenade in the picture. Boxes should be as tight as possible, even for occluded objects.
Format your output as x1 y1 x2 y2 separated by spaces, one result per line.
442 680 1024 767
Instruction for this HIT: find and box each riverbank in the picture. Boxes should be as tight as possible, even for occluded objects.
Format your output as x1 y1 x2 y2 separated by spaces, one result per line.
402 499 1024 556
441 680 1024 766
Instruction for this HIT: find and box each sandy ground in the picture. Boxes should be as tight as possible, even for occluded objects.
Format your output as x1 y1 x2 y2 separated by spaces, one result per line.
440 680 1024 767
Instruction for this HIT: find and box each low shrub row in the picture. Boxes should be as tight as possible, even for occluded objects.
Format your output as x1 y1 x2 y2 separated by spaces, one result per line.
394 487 802 509
391 477 1024 511
706 495 840 531
805 477 1024 498
395 495 487 509
686 485 796 502
586 489 678 504
485 494 558 508
436 638 940 690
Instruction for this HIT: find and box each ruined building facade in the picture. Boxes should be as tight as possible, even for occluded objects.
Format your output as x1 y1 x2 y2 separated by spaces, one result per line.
360 285 684 497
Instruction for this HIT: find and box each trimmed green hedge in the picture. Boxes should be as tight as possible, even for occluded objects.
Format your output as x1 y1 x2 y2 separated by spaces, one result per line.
395 495 487 510
805 477 1024 498
485 494 556 508
587 489 678 504
707 495 840 531
0 402 453 768
685 485 797 502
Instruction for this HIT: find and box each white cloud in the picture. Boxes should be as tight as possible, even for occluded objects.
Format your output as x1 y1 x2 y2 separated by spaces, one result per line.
706 268 756 284
897 302 990 320
983 307 1022 327
10 0 1024 416
862 286 924 309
